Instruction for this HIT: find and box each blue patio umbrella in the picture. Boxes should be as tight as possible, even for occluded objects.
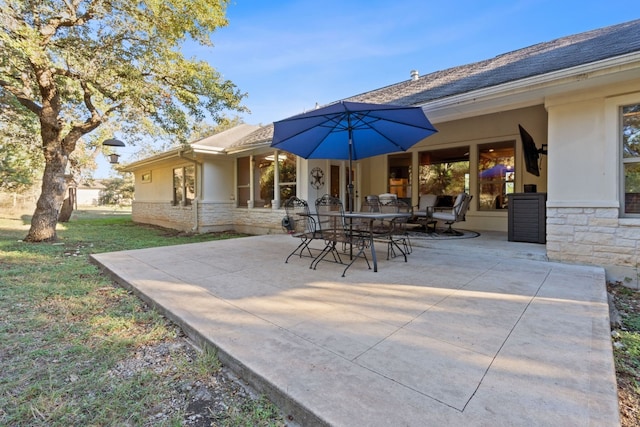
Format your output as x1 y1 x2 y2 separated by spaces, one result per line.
271 101 438 211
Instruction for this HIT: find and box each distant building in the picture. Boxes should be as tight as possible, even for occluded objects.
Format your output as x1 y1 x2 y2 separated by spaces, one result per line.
75 180 108 206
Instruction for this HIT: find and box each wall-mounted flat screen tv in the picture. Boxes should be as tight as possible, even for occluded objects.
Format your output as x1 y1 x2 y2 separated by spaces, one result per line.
518 125 540 177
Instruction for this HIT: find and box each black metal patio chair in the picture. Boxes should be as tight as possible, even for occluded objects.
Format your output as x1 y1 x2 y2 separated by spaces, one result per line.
283 197 320 263
311 194 371 277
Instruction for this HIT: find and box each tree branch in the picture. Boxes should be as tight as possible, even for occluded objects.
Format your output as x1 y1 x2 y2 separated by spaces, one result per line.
0 80 42 115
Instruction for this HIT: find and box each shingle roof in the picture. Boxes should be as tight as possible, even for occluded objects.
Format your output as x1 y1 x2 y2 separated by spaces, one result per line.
229 19 640 151
192 123 260 149
226 123 274 151
345 19 640 106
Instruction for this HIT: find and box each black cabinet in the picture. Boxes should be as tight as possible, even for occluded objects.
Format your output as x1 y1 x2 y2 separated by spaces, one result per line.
508 193 547 244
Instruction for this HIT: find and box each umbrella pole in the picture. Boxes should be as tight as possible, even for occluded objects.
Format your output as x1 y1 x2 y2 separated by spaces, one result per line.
348 121 354 214
348 125 354 259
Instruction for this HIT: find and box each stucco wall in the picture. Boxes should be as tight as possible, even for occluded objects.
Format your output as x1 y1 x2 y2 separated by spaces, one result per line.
133 162 179 202
201 159 234 202
545 84 640 283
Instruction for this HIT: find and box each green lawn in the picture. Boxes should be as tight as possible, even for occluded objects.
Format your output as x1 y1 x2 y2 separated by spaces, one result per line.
0 208 283 426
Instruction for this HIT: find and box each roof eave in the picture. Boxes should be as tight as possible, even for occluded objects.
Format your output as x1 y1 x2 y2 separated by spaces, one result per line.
420 51 640 123
121 147 188 172
191 144 227 154
224 140 273 155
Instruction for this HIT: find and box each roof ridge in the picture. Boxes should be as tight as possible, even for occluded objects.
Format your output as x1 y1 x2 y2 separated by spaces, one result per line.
345 18 640 106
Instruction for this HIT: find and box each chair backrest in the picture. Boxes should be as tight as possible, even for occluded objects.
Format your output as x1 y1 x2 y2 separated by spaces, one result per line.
315 194 345 232
283 196 314 234
396 199 412 214
361 196 380 212
380 199 400 213
452 193 472 221
378 193 397 206
418 194 437 211
366 194 380 204
458 194 473 221
391 200 412 232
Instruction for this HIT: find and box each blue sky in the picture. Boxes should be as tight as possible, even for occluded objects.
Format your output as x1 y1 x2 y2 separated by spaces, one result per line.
97 0 635 176
209 0 634 125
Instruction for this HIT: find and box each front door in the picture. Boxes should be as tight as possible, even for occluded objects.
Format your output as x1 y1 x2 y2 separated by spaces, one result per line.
330 165 340 198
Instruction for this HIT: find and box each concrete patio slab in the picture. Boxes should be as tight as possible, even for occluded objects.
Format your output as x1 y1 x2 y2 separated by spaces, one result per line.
91 233 619 427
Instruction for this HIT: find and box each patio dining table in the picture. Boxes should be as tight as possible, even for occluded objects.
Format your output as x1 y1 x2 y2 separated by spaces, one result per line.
305 211 412 273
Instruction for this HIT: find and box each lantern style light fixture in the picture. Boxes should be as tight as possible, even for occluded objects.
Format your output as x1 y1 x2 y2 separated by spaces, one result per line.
102 138 126 164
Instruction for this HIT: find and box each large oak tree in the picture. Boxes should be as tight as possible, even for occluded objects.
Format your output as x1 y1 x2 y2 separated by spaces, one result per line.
0 0 246 241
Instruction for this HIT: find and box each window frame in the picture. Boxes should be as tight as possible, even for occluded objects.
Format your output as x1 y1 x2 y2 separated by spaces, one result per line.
621 103 640 216
172 165 195 206
277 152 297 203
236 152 297 208
477 141 515 211
417 146 470 198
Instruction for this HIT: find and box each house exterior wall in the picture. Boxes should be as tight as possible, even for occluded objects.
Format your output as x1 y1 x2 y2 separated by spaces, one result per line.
133 163 175 202
201 158 234 202
362 105 549 232
131 200 285 234
129 151 288 235
127 81 640 282
131 160 196 231
546 83 640 282
231 206 285 235
131 201 197 231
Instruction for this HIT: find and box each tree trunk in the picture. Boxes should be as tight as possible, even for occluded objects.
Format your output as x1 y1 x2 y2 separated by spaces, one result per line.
58 194 74 223
24 156 69 242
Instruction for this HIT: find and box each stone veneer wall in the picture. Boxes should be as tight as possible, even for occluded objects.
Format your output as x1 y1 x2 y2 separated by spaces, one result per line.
131 201 196 232
231 206 285 235
546 206 640 285
131 201 286 235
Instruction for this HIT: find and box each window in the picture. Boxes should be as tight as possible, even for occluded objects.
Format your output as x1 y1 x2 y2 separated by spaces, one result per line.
478 141 514 210
278 152 297 202
388 153 411 201
173 165 195 206
237 152 296 208
418 147 469 198
623 104 640 215
254 154 273 207
237 157 250 207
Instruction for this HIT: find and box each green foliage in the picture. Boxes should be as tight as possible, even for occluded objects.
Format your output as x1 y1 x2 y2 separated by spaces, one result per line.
258 156 297 202
1 0 248 240
1 0 246 141
615 330 640 382
98 175 135 205
233 396 284 426
419 161 469 195
610 284 640 400
0 92 43 192
0 210 283 426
